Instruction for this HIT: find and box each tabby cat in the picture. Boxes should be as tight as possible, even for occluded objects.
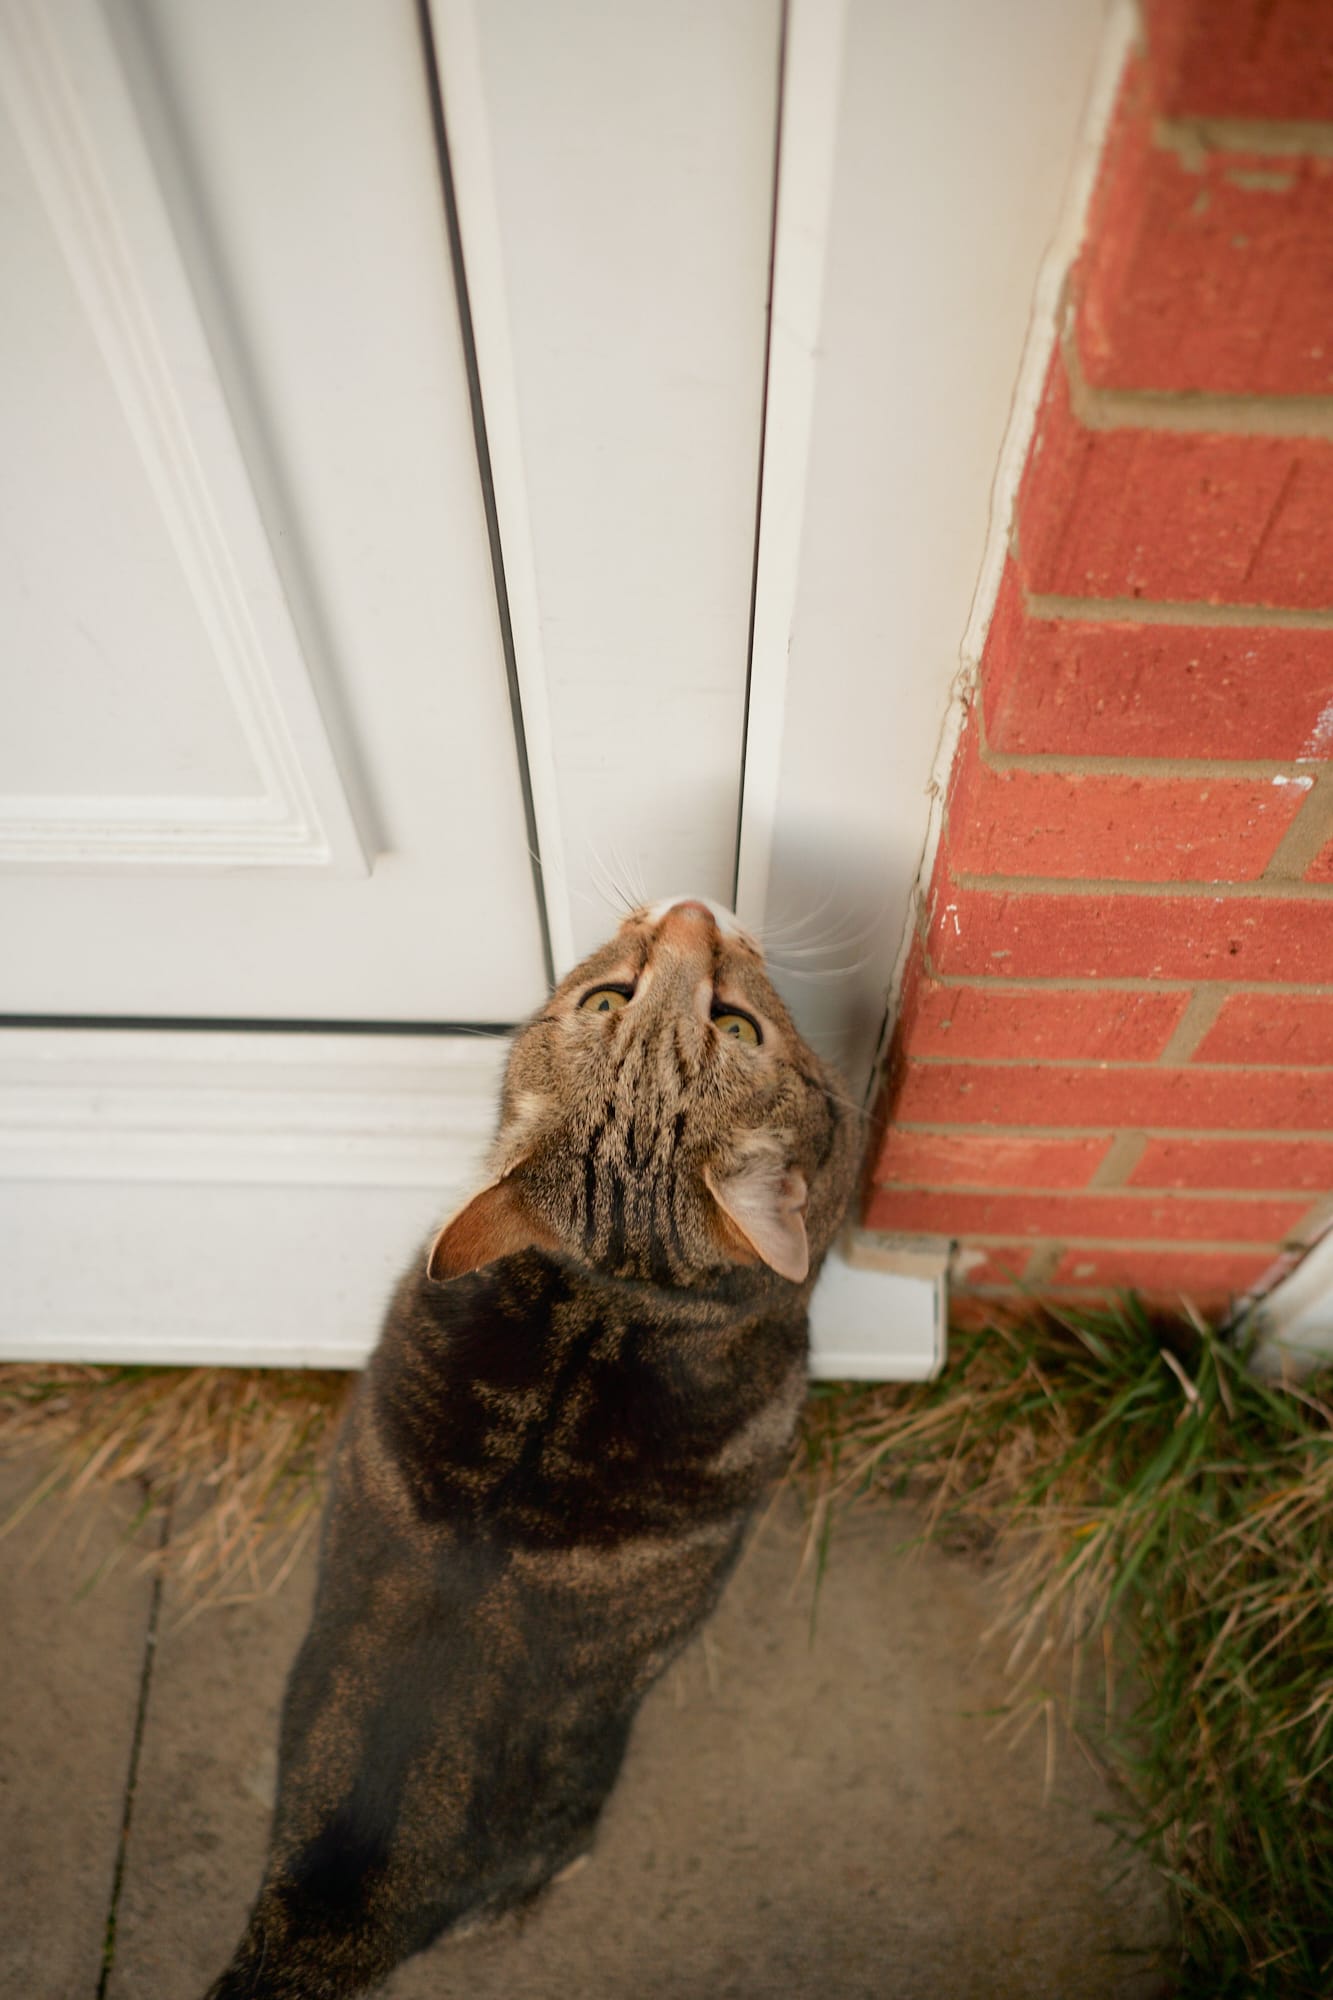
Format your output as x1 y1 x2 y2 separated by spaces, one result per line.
205 896 860 1999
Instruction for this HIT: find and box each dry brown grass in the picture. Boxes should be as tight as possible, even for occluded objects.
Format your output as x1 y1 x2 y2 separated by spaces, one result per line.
4 1302 1330 1994
0 1363 349 1605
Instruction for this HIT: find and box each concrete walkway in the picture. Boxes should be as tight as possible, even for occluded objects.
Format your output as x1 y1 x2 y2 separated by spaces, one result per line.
0 1450 1171 2000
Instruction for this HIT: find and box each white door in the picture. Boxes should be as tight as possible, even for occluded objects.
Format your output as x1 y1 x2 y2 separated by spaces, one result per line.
1 0 549 1022
0 0 859 1366
1 0 782 1022
1 0 1115 1377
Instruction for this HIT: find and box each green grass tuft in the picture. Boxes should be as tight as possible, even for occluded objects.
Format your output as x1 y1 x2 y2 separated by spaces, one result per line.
796 1299 1333 1999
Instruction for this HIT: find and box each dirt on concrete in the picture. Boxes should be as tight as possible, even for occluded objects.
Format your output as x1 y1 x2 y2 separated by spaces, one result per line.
0 1452 1171 2000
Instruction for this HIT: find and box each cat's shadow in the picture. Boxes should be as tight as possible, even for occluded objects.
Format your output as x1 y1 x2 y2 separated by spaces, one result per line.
382 1496 1167 2000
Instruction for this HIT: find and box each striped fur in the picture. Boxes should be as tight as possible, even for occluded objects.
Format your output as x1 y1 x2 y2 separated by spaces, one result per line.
205 903 859 1998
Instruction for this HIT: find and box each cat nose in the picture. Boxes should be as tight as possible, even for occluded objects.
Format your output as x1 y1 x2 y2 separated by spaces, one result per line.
655 899 716 937
650 902 719 1025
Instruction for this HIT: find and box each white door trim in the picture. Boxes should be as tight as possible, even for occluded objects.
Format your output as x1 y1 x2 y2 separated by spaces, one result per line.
1249 1233 1333 1378
0 1027 506 1368
0 1025 941 1378
734 0 846 933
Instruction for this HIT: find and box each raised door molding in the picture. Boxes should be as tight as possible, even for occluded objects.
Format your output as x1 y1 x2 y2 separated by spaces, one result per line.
0 1025 943 1378
0 0 368 871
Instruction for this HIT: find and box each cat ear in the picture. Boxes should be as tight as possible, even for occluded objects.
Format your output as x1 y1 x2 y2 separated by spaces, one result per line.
426 1175 561 1281
703 1158 810 1283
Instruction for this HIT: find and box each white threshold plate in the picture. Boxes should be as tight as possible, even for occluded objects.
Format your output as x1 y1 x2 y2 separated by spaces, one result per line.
0 1029 942 1380
1250 1228 1333 1378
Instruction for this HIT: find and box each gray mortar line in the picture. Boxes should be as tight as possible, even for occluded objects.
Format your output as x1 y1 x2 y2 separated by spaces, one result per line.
893 1119 1333 1141
1025 591 1333 628
979 749 1326 780
949 869 1333 898
912 972 1328 996
1156 116 1333 161
1263 769 1333 880
1022 1243 1064 1285
907 1051 1332 1071
1063 320 1333 438
1158 989 1229 1063
952 1232 1297 1252
1088 1131 1150 1188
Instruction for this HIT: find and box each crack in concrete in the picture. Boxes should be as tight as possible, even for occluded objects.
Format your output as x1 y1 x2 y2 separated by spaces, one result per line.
97 1490 171 2000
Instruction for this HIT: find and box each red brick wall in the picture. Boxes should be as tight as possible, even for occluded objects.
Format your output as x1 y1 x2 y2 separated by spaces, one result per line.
867 0 1333 1324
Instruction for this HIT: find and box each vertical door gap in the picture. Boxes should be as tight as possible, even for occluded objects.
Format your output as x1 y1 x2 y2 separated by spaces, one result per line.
732 0 790 913
415 0 556 990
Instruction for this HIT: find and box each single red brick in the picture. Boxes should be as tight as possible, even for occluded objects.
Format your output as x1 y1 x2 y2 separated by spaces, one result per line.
947 724 1307 882
1144 0 1333 122
1017 359 1333 609
874 1129 1110 1190
981 569 1333 761
893 1060 1333 1130
1077 117 1333 397
1309 838 1333 883
950 1244 1039 1287
902 976 1187 1062
948 1293 1028 1330
1195 992 1333 1064
927 873 1333 984
1131 1136 1333 1190
1050 1244 1279 1305
864 1188 1307 1242
1016 1287 1158 1312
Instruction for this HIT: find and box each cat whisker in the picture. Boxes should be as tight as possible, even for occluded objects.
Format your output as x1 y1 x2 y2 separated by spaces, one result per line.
584 844 638 920
745 885 841 946
770 952 880 983
598 839 638 914
764 911 890 960
830 1095 875 1128
814 1085 875 1127
607 839 650 912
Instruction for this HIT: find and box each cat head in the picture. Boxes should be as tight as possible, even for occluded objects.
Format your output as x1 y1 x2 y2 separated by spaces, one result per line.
428 897 859 1291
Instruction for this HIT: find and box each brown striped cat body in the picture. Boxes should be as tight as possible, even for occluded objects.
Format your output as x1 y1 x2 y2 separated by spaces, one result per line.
206 897 860 1999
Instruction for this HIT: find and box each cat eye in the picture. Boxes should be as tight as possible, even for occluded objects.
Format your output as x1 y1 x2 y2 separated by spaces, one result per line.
712 1007 761 1046
578 985 633 1014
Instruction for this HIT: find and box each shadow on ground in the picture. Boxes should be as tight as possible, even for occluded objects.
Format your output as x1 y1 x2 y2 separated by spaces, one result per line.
0 1453 1171 2000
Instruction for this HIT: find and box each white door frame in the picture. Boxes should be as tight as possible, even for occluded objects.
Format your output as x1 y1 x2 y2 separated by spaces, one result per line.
740 0 1130 1373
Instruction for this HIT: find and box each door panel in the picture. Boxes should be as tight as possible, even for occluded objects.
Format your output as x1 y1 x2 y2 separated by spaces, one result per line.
438 0 781 964
0 0 368 875
0 0 547 1019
